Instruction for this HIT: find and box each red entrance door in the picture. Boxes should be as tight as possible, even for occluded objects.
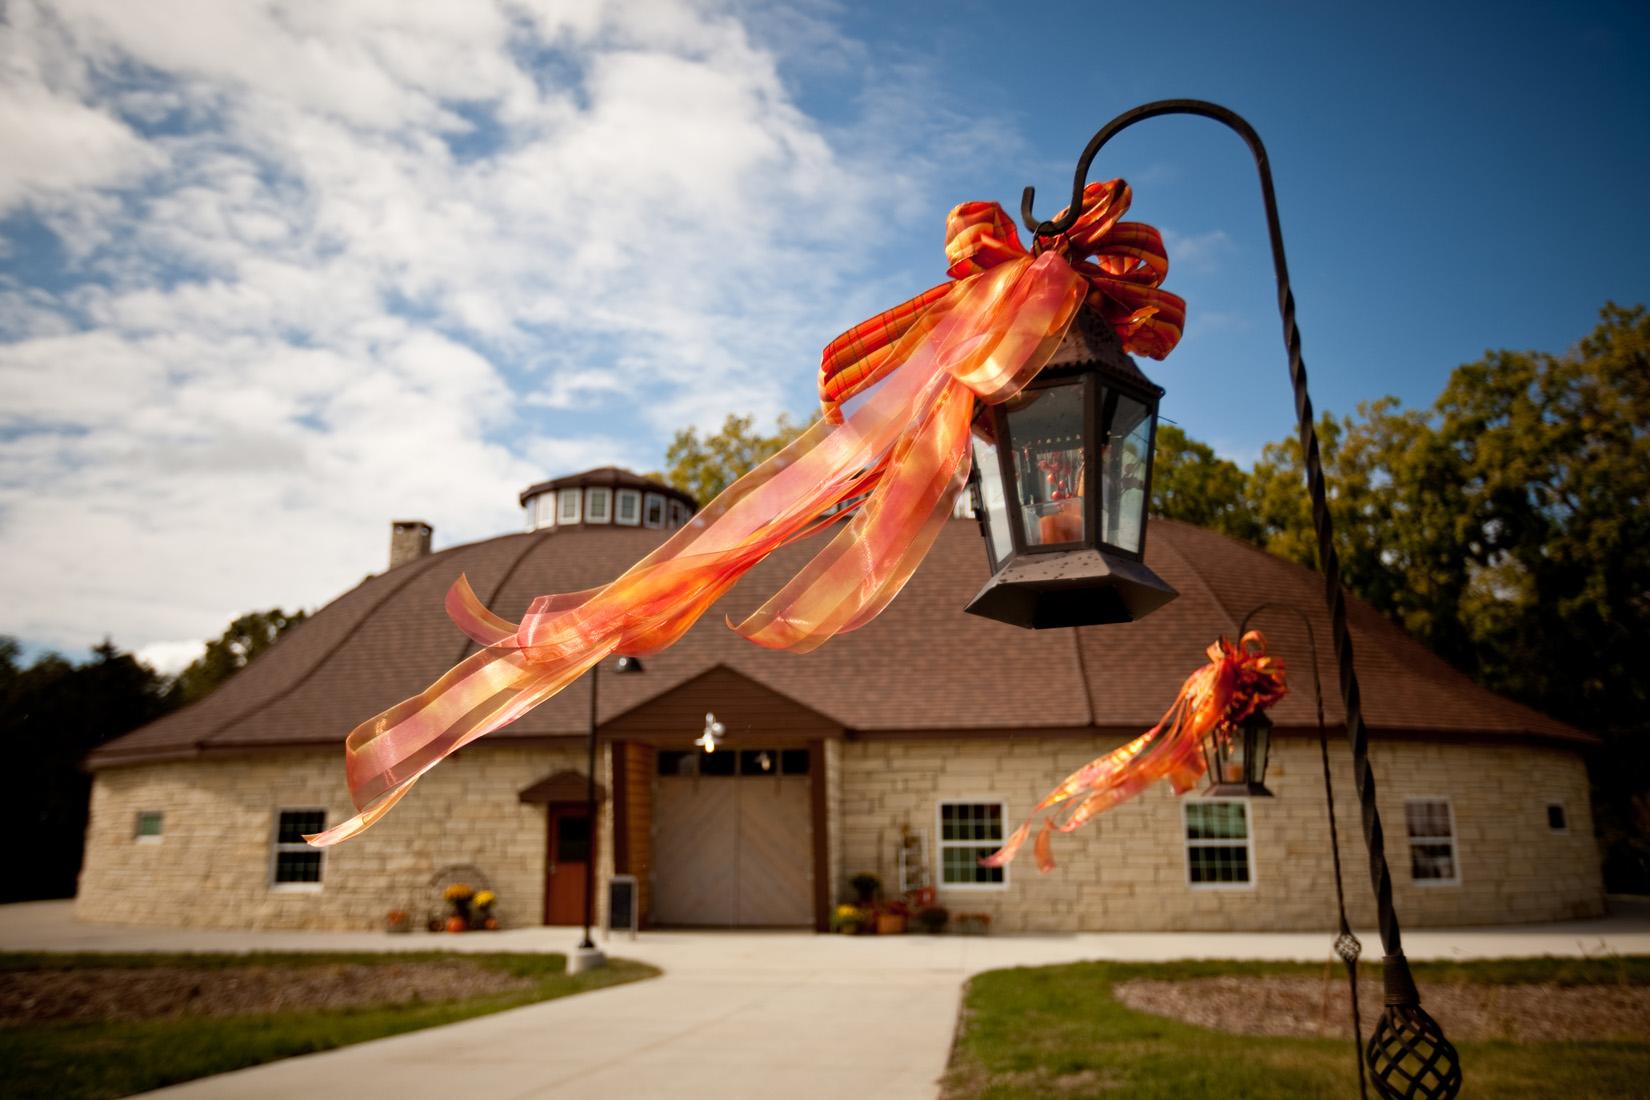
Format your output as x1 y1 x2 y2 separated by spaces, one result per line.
544 805 593 926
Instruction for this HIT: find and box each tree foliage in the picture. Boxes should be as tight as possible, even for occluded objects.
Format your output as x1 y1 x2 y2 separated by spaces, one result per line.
1219 304 1650 889
169 608 308 705
653 413 806 507
0 639 175 901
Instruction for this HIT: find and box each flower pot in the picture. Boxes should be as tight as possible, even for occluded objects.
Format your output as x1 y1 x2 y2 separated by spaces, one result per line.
876 913 907 935
445 915 467 933
483 917 499 931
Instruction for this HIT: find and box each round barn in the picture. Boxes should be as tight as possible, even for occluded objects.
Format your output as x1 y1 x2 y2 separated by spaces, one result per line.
78 467 1604 932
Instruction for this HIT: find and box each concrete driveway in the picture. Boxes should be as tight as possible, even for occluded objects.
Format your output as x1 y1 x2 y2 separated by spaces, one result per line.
5 900 1649 1099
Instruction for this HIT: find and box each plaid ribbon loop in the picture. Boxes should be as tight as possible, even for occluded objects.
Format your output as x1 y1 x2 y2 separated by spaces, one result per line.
818 179 1187 420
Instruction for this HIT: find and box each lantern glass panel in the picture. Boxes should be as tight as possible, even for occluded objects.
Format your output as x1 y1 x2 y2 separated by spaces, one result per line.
972 436 1014 569
1101 391 1151 554
1003 381 1087 550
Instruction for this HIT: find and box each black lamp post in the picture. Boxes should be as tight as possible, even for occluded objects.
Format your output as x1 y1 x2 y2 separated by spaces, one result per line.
1020 101 1462 1100
966 308 1178 628
574 653 644 968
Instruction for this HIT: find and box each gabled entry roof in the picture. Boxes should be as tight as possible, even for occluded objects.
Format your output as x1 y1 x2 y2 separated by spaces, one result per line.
90 518 1591 769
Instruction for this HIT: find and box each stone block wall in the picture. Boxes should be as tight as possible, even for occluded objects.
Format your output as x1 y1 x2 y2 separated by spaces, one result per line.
76 744 589 931
837 735 1604 932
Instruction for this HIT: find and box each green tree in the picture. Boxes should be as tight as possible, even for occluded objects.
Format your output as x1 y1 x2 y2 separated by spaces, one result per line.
1149 424 1261 542
0 639 175 900
653 413 806 506
169 608 309 705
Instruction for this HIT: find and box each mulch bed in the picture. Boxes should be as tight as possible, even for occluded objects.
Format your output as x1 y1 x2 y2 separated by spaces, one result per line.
1113 975 1650 1043
0 961 534 1025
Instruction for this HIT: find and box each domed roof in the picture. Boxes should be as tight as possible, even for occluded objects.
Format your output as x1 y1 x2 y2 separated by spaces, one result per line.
91 518 1588 767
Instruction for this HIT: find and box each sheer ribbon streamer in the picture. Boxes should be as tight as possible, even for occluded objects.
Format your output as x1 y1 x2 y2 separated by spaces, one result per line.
981 631 1287 872
309 180 1184 846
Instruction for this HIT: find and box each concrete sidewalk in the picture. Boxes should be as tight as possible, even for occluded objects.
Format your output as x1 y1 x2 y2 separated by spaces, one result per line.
5 900 1649 1100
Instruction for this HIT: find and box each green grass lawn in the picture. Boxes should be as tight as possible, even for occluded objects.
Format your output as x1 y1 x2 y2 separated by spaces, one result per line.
0 951 658 1100
943 956 1650 1099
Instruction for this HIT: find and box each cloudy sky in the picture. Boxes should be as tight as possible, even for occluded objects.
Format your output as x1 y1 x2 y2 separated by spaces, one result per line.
3 0 1647 672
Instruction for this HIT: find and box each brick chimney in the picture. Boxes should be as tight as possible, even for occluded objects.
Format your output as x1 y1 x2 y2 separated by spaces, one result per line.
389 520 432 569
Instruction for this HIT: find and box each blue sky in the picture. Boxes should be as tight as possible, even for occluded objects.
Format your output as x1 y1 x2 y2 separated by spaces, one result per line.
2 0 1646 669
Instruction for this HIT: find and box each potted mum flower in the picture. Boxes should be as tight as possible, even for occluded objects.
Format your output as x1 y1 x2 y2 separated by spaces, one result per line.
473 889 499 930
442 883 474 933
384 909 411 934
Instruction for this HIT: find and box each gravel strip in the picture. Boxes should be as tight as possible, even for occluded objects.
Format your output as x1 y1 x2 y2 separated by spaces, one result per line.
1 961 535 1025
1113 976 1650 1043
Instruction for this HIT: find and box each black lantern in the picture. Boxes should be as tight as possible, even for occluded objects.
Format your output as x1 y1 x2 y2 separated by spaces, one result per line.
1203 711 1274 798
965 307 1178 628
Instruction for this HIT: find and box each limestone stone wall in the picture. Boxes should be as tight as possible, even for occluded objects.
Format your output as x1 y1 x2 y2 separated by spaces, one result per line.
837 735 1603 932
76 744 592 931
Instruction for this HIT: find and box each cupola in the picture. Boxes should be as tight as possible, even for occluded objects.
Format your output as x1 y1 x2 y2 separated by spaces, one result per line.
519 468 697 532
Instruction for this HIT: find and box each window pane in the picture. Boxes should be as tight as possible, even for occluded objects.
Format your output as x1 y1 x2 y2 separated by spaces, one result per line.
556 815 590 862
1411 842 1456 881
699 750 736 776
740 749 777 775
644 494 665 527
1003 381 1086 548
277 810 325 844
1101 392 1150 553
617 490 640 523
780 749 810 775
972 437 1015 568
559 489 581 522
135 811 163 837
1547 804 1567 831
941 845 1005 885
274 850 322 883
1406 801 1451 839
657 750 697 776
1188 844 1250 884
586 488 611 522
1186 802 1248 840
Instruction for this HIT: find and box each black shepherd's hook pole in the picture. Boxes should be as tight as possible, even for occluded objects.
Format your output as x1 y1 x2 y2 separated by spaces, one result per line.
1241 601 1367 1100
1028 100 1462 1099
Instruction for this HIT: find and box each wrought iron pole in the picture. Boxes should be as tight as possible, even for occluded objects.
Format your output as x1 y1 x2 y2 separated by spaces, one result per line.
1026 100 1461 1099
1241 601 1367 1100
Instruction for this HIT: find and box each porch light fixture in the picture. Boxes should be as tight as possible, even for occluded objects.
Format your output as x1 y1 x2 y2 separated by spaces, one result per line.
695 712 725 754
1022 99 1464 1099
1202 711 1273 798
965 309 1178 629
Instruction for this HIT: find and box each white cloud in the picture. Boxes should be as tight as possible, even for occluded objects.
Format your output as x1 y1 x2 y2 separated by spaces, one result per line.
136 639 206 676
0 0 981 657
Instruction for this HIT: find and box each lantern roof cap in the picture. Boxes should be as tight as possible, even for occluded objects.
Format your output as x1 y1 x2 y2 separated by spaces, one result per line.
1044 307 1164 397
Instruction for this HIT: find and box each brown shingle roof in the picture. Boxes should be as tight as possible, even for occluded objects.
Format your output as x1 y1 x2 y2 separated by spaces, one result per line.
89 518 1590 768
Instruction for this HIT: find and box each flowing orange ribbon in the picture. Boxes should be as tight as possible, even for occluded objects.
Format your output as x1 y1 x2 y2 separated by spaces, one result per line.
308 180 1184 847
981 631 1287 873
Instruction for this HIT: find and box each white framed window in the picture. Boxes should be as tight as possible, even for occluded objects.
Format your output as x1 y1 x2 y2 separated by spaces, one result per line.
936 800 1008 889
585 486 612 524
669 500 689 527
134 810 163 845
1183 799 1255 889
1546 803 1568 834
643 493 666 528
1405 798 1459 885
558 488 581 525
271 808 326 890
533 494 554 530
615 489 641 526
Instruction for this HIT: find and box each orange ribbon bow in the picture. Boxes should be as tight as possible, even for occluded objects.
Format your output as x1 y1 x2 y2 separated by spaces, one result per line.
308 180 1184 847
982 631 1287 873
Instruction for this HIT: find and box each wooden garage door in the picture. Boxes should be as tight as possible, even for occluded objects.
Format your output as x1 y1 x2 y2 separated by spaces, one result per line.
653 773 813 927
